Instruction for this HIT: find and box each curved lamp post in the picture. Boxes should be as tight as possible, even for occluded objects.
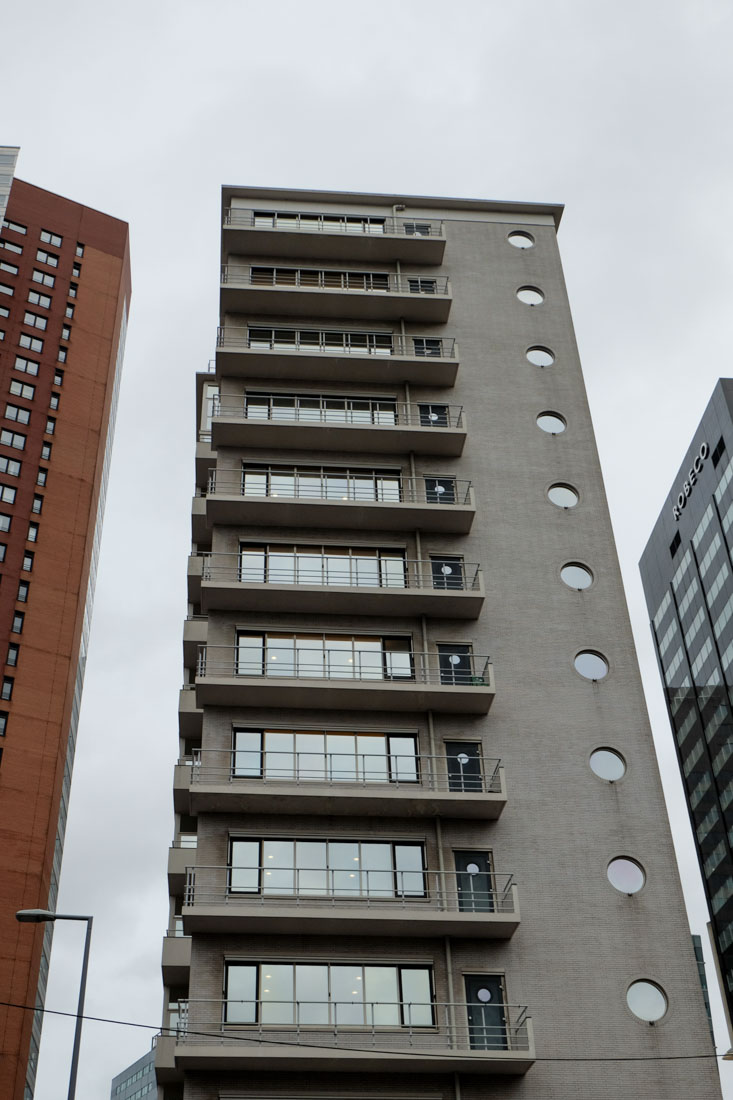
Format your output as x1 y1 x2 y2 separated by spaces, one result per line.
16 909 93 1100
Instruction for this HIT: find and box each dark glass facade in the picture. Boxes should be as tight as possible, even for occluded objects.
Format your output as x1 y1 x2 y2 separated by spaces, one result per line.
641 378 733 1027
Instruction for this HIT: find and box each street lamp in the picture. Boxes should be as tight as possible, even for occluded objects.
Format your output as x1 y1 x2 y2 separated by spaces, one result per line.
16 909 93 1100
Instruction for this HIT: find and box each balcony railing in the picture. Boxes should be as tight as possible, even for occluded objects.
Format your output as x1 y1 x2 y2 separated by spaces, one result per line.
216 327 456 359
203 470 473 507
221 267 450 297
187 748 503 794
211 398 464 430
197 646 491 686
199 554 481 592
184 866 516 914
172 999 531 1054
224 208 445 239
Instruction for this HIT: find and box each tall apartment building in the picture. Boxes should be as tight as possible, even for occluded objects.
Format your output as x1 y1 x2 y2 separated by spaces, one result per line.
0 148 130 1100
155 187 722 1099
641 378 733 1037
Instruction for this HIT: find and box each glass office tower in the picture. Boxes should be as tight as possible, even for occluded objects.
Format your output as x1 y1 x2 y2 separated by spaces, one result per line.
641 378 733 1034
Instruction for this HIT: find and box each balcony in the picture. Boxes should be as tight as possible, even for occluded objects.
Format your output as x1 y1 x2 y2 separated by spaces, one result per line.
195 646 494 713
168 844 195 894
159 1001 534 1074
210 399 466 456
202 471 476 534
173 750 507 819
161 932 191 985
183 616 207 668
178 686 202 738
182 866 519 939
216 326 458 386
190 554 484 618
220 268 452 322
222 207 446 263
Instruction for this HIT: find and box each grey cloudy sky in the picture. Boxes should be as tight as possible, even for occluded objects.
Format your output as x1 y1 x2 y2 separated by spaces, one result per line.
4 0 733 1094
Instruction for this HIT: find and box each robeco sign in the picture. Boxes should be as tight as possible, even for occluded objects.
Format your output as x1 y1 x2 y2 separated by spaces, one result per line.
672 442 709 521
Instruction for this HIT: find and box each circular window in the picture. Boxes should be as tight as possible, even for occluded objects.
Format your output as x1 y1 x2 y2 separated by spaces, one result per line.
517 286 544 306
590 748 626 781
456 752 470 765
548 484 578 508
561 563 593 589
626 981 667 1023
537 412 566 434
476 988 493 1003
527 346 555 367
466 862 480 875
508 231 535 249
575 651 609 680
608 858 645 894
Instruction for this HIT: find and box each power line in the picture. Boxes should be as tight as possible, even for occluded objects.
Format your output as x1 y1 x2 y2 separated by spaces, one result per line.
0 999 727 1064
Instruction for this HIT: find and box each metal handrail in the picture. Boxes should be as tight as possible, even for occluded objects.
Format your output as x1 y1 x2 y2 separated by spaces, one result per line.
204 470 473 506
173 998 530 1051
185 748 503 794
212 398 464 429
196 645 492 686
216 326 456 358
223 208 445 238
197 554 481 592
221 267 450 296
184 866 516 912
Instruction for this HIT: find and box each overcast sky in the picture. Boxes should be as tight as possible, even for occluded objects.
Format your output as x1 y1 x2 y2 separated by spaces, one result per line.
4 0 733 1095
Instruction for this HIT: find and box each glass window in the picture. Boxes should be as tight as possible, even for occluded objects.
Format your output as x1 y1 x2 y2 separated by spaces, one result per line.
40 230 62 247
526 346 554 367
14 357 39 376
11 611 24 633
233 728 418 784
5 405 29 425
1 677 12 701
32 269 55 287
9 380 34 400
230 838 425 898
508 231 534 248
0 484 15 504
561 563 593 589
607 858 645 894
626 981 667 1022
575 651 609 680
225 962 433 1027
537 412 566 434
0 429 25 450
0 513 10 532
23 311 47 331
7 643 19 667
516 285 544 305
548 484 578 508
18 334 43 353
27 522 38 542
36 249 59 268
27 290 51 308
0 457 19 477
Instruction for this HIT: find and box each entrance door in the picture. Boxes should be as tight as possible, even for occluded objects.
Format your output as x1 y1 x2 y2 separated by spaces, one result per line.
430 556 465 590
424 476 456 504
455 850 494 912
418 403 449 427
465 974 507 1050
437 643 473 684
445 741 482 792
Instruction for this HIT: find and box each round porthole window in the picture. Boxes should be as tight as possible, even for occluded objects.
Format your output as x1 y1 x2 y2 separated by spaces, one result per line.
548 484 579 508
476 988 493 1003
466 862 480 875
537 412 566 434
574 651 609 680
517 286 544 306
626 981 667 1023
508 231 535 249
457 752 470 765
608 858 645 894
527 346 555 367
590 748 626 781
561 563 593 589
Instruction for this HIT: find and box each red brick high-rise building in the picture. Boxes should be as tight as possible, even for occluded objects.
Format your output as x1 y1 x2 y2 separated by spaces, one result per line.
0 147 130 1099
